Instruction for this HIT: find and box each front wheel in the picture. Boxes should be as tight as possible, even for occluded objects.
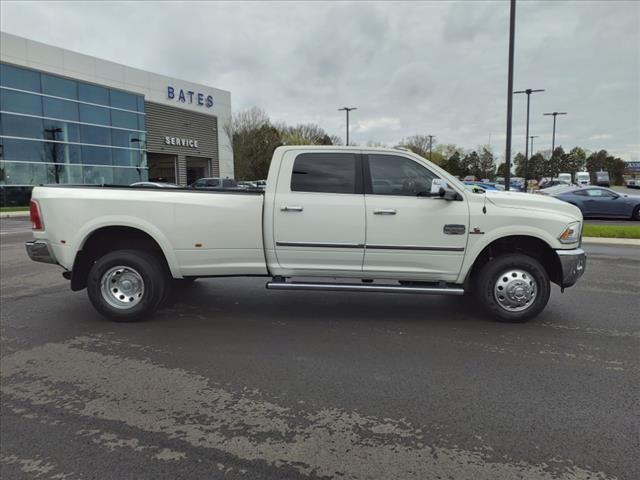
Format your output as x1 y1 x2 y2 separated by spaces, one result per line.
632 205 640 221
474 253 551 323
87 249 168 322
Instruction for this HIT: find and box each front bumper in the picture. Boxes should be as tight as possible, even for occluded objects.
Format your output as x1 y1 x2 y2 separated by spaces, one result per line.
556 248 586 289
25 240 57 265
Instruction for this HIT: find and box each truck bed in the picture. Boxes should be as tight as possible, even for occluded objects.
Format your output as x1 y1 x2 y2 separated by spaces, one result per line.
31 185 269 278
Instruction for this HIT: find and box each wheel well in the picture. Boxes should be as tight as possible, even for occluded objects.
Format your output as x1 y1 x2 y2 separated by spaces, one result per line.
71 226 169 291
465 235 562 291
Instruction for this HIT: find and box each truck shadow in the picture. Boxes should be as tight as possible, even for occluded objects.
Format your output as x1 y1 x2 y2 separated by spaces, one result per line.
158 278 491 328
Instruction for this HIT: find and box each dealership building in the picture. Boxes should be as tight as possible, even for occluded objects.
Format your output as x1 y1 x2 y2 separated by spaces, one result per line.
0 32 233 203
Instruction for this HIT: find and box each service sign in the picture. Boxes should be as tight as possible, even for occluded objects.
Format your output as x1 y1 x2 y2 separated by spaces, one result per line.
167 86 214 108
165 136 199 148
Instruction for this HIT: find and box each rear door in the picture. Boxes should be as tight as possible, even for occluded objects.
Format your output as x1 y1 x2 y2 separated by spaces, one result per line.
362 153 469 282
273 151 365 273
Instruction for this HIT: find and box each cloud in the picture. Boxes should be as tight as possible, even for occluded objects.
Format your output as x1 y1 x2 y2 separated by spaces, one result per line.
589 134 613 141
353 117 402 133
1 0 638 160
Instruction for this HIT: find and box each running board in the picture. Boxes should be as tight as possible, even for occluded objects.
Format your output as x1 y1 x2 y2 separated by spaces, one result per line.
265 281 464 296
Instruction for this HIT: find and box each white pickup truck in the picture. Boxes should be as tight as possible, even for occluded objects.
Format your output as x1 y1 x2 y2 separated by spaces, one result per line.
26 146 586 323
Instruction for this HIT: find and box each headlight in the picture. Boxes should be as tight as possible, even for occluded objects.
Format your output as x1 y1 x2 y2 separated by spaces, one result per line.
559 222 581 244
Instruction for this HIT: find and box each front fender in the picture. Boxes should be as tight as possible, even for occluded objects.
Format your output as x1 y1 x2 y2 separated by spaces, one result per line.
457 225 559 284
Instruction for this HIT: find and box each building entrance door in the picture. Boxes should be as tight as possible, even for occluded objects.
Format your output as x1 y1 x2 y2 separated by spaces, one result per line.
148 153 177 183
186 157 211 185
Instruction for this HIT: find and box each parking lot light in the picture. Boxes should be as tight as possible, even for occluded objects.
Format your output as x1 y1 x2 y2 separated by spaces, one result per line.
514 88 545 191
338 107 357 146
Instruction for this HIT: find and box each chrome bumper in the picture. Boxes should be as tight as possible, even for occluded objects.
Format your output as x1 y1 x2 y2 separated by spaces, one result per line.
25 240 57 265
556 248 586 289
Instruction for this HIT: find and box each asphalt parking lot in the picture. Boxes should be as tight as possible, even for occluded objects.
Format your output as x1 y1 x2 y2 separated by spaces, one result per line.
1 225 639 480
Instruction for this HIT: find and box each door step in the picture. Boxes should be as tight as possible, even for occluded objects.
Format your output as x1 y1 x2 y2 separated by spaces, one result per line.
265 280 464 295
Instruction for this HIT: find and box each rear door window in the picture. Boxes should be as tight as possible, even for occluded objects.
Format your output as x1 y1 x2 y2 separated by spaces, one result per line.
291 152 359 194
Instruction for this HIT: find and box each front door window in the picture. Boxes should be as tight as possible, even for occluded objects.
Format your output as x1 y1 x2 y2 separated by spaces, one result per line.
367 154 438 196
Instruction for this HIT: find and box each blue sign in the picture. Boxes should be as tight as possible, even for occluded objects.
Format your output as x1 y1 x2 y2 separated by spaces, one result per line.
626 161 640 172
167 86 213 108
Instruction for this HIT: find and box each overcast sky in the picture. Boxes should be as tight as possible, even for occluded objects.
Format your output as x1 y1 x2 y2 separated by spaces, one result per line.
2 1 639 161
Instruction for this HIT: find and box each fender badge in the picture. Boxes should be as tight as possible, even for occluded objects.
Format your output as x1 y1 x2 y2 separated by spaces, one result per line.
470 227 485 235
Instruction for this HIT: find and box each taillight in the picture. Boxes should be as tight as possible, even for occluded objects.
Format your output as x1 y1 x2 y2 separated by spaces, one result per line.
30 200 43 230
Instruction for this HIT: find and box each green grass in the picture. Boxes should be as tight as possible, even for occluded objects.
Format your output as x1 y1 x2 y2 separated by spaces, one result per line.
583 224 640 239
0 206 29 213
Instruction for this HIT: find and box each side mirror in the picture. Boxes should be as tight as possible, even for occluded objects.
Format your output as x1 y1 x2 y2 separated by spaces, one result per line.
441 186 461 201
431 179 460 200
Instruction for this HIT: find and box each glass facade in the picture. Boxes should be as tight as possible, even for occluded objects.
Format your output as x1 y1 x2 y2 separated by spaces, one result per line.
0 62 148 190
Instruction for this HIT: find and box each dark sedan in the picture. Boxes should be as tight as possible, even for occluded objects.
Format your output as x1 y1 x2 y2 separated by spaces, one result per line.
552 186 640 220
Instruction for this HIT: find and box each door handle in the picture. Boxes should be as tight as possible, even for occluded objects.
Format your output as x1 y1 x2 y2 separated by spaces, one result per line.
373 209 397 215
281 205 303 212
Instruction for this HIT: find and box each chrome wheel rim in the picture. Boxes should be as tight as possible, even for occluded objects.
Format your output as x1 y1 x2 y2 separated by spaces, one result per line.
100 266 145 310
494 269 537 312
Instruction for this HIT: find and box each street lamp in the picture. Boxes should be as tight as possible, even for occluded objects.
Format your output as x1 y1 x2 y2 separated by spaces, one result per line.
44 127 63 184
338 107 357 146
504 0 517 191
529 135 539 156
543 111 568 156
514 88 545 192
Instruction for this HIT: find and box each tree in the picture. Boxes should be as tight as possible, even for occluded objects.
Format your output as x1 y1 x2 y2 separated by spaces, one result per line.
565 147 587 176
227 107 282 180
478 146 496 180
442 151 464 177
366 140 390 148
462 151 481 179
586 150 625 185
513 152 526 177
546 146 567 178
398 135 432 157
277 123 334 145
495 162 510 178
527 153 546 180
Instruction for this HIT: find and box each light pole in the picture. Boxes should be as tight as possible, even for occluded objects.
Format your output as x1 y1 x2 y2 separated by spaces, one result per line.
514 88 544 192
504 0 517 191
543 111 567 156
338 107 357 146
529 135 539 156
44 127 63 184
428 135 435 161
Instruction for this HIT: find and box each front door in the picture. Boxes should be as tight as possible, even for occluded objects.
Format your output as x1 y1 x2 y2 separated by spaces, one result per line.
273 151 365 274
362 153 469 282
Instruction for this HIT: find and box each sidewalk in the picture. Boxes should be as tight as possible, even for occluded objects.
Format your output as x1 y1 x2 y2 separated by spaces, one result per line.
582 237 640 246
0 211 29 218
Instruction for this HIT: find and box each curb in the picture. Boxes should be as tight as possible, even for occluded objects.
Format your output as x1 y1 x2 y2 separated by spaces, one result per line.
0 211 29 218
582 237 640 246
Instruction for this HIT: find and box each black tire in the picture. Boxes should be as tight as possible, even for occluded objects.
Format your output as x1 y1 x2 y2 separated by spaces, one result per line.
87 249 167 322
632 205 640 221
474 253 550 323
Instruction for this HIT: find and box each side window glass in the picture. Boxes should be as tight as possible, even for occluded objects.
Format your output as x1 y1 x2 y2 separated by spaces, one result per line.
368 154 437 196
291 153 357 194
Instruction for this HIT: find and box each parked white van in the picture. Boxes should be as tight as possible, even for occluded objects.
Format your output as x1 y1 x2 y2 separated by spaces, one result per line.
575 172 590 186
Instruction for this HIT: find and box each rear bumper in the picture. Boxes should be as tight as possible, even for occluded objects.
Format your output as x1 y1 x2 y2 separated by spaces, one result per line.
556 248 586 289
25 240 57 265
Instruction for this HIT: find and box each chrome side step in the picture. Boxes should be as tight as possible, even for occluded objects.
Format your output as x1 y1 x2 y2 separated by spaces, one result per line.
265 281 464 296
